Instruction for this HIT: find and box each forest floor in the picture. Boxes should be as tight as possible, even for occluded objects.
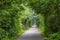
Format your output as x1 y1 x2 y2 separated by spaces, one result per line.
17 25 43 40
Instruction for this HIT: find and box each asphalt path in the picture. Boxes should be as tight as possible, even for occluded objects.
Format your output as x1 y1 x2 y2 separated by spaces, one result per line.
17 25 43 40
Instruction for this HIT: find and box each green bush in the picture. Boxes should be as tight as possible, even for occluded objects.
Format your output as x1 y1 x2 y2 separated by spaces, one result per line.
0 1 33 40
44 32 60 40
0 10 18 40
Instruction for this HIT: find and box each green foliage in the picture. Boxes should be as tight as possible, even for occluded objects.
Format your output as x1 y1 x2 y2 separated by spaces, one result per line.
0 0 34 40
0 0 60 40
0 10 19 40
36 14 45 33
24 0 60 40
44 32 60 40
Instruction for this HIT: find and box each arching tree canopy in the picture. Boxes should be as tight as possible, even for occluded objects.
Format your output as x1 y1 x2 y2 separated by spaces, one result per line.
0 0 60 40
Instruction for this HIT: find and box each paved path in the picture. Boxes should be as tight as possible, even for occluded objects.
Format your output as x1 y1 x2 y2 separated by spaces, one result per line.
17 25 43 40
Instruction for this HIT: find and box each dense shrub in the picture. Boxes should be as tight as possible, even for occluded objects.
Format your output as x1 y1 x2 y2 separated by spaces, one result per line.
0 0 26 40
0 10 20 40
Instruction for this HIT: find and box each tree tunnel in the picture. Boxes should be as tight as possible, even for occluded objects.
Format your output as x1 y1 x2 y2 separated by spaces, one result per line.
0 0 60 40
22 0 60 40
